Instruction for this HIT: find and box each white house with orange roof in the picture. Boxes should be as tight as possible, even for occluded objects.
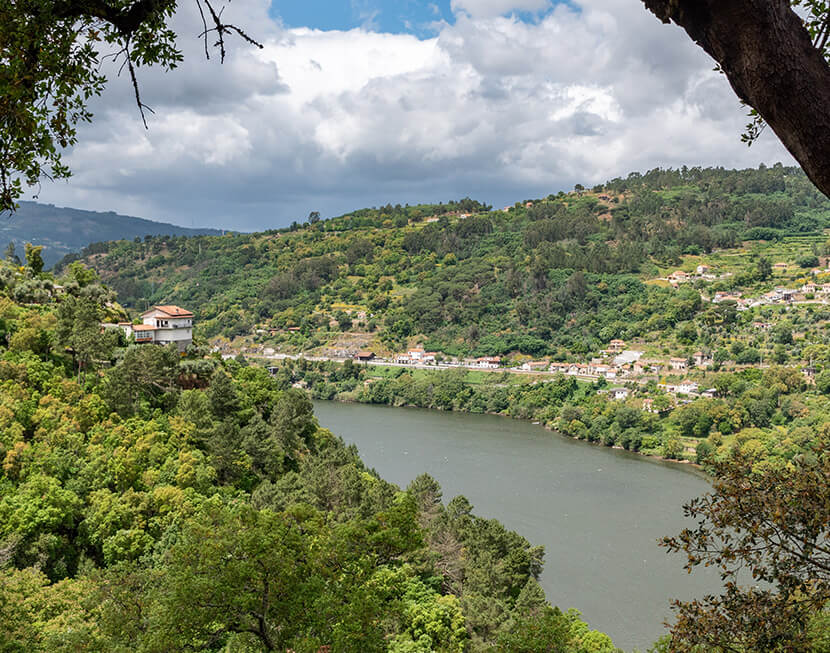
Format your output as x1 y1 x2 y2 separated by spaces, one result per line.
126 305 194 351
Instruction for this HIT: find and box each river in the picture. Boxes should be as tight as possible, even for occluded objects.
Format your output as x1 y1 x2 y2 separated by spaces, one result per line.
313 400 719 651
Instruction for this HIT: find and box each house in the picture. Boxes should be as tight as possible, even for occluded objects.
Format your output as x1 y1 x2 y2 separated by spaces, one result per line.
354 351 375 362
593 364 615 379
130 305 194 351
408 347 425 361
476 356 501 369
752 321 772 330
608 387 630 400
521 361 550 372
395 354 411 365
422 352 438 364
696 264 710 275
674 381 699 395
692 351 711 367
608 339 626 352
669 357 688 371
699 388 718 398
669 270 689 284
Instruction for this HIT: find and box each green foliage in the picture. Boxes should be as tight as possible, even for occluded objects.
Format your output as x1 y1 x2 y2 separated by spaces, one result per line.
66 165 830 356
0 261 617 651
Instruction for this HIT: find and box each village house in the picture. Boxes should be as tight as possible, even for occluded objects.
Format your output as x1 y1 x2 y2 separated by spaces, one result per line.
608 339 626 352
608 387 630 400
407 347 425 361
674 381 699 395
422 352 438 364
354 351 375 362
696 264 710 275
123 305 194 351
476 356 501 369
712 291 741 303
669 357 688 371
692 351 711 367
668 270 689 284
395 353 411 365
521 361 550 372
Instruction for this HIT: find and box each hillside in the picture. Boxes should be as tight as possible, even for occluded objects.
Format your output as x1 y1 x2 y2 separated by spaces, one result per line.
69 165 830 363
1 201 223 266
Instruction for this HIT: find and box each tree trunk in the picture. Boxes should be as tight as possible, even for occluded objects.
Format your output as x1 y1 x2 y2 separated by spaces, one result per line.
642 0 830 198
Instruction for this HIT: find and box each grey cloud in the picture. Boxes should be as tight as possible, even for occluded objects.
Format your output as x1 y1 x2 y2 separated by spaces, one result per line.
32 0 796 231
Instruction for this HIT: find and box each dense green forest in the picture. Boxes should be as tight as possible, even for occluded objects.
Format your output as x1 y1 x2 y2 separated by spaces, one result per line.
2 202 222 267
0 257 618 651
61 165 830 359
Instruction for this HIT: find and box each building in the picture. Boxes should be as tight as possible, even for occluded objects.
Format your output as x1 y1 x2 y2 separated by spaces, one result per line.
521 360 550 372
476 356 501 369
608 387 630 400
696 264 710 275
669 357 688 371
692 351 711 367
354 351 375 362
407 347 425 361
127 305 194 351
422 352 438 364
674 381 700 395
608 339 626 352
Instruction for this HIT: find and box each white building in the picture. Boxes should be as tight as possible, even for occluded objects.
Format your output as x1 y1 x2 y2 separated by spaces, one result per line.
127 305 194 351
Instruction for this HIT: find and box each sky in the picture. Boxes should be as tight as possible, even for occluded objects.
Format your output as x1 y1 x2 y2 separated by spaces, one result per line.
30 0 796 231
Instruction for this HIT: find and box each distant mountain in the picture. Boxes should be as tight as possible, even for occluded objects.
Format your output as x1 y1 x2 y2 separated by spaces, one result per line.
0 202 224 266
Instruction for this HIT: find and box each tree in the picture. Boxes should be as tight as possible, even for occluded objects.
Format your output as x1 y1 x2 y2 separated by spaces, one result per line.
0 0 261 212
4 241 20 265
661 424 830 651
757 256 772 281
23 243 43 275
643 0 830 197
55 295 114 381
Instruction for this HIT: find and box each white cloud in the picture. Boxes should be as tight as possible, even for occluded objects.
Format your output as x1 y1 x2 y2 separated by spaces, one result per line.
32 0 795 230
451 0 552 19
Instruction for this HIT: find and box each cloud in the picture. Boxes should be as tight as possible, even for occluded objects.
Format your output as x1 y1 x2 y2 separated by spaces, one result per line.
450 0 552 19
32 0 795 230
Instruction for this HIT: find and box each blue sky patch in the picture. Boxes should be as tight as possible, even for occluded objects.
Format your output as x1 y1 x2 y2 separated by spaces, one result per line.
270 0 558 36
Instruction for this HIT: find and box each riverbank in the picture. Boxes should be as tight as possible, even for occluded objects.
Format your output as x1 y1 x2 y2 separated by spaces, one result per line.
326 391 708 474
312 399 719 651
262 353 821 473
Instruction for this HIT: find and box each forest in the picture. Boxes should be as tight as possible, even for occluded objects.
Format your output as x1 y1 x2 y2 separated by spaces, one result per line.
57 165 830 359
0 256 618 651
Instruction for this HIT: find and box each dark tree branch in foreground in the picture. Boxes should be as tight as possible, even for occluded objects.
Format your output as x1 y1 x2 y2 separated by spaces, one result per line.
642 0 830 198
0 0 260 214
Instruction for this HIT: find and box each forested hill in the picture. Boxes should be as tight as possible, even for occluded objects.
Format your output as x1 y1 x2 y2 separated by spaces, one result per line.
2 201 223 267
65 165 830 357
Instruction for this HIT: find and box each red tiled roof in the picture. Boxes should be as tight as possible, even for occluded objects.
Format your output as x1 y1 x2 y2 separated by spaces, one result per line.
142 305 193 318
133 324 157 331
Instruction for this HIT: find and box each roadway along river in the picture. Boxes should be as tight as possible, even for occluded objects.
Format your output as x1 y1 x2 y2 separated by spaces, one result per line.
313 400 719 651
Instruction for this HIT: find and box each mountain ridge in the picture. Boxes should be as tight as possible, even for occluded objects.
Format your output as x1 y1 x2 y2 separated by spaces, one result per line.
1 201 225 266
